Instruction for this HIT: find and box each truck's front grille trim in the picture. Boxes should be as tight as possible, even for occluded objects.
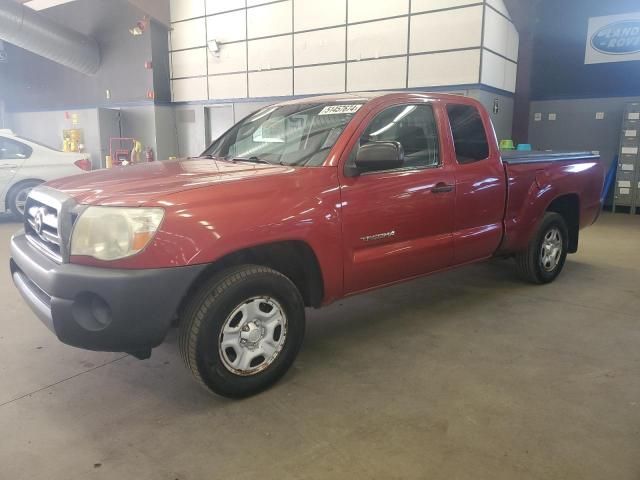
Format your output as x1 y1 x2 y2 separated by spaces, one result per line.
25 234 63 263
22 186 77 264
24 198 63 263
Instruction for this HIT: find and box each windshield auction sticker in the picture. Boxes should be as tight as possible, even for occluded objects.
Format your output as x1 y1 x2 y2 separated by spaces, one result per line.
319 105 363 115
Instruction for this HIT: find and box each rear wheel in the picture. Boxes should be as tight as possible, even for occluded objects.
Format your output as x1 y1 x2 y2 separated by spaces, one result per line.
8 180 42 219
516 212 569 284
178 265 305 398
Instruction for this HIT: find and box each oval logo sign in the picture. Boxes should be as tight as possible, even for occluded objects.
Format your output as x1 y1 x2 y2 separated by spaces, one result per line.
591 20 640 55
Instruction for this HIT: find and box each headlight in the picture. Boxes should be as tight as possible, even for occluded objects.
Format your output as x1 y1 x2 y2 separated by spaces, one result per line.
71 206 165 261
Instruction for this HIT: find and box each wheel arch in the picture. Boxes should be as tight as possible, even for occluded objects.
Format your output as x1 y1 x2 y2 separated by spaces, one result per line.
179 240 325 317
545 193 580 253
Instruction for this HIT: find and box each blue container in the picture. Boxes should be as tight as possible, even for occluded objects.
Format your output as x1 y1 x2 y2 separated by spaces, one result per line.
517 144 532 151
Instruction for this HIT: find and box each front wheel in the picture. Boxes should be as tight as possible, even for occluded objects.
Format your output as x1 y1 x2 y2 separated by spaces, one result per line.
515 212 569 284
178 265 306 398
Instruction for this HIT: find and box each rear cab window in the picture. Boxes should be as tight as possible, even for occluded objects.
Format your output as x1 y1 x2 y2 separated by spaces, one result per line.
446 104 489 164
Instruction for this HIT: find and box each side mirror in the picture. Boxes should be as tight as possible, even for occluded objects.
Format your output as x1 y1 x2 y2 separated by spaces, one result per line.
354 141 404 173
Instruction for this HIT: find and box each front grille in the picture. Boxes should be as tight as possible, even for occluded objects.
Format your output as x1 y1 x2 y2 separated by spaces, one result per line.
25 197 63 263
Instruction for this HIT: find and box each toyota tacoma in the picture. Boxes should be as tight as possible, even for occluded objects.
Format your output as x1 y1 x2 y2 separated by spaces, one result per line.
10 92 604 398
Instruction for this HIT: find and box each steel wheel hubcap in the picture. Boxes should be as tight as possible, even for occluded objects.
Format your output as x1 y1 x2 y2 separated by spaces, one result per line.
219 296 287 376
540 227 562 272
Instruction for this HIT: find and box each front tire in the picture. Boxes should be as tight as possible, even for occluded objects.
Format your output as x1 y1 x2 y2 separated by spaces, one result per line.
515 212 569 284
178 265 306 398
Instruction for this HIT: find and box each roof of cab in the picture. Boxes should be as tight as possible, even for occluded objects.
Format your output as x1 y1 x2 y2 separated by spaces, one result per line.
275 91 469 106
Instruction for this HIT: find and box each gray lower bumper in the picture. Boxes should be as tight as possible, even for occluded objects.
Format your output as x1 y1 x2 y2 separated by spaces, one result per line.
10 232 206 353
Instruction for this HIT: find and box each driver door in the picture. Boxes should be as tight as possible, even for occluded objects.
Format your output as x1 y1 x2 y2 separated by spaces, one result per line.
339 102 456 294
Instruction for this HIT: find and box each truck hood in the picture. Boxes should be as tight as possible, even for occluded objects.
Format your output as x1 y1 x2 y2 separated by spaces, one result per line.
45 158 292 206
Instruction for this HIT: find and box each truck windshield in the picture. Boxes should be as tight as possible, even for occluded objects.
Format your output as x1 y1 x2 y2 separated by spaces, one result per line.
202 103 363 166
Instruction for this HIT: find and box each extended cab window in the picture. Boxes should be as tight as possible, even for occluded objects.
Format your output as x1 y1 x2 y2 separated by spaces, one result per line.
0 137 32 160
351 104 440 170
446 104 489 164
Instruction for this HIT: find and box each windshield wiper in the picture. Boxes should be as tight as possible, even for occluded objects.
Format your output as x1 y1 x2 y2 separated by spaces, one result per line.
230 156 271 165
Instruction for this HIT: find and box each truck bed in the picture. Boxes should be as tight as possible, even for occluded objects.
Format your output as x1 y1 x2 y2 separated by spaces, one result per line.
502 151 600 165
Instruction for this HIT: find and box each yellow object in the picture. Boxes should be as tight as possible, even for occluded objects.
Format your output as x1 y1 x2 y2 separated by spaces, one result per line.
62 128 84 153
131 140 143 163
105 155 113 168
499 139 515 150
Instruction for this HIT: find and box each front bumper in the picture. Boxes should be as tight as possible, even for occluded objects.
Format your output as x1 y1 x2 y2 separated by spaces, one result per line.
10 232 206 354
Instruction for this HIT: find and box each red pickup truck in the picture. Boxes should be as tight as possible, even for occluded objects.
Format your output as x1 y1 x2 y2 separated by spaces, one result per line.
10 92 604 398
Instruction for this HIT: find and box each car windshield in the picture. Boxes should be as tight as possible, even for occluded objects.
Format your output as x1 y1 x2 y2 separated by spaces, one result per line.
202 103 363 166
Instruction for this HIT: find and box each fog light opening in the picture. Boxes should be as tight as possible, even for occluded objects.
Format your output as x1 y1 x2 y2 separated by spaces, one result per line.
72 292 113 331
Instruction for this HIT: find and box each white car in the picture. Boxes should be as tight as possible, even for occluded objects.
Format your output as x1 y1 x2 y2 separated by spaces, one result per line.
0 129 91 219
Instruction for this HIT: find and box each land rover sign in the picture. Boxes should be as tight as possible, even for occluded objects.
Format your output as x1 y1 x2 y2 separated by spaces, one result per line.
585 12 640 64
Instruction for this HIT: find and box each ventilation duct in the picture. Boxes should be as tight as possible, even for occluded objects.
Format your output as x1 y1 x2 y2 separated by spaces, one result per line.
0 0 100 75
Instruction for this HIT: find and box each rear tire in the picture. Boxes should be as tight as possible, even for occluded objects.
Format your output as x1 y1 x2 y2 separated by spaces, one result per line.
8 180 42 219
178 265 306 398
516 212 569 284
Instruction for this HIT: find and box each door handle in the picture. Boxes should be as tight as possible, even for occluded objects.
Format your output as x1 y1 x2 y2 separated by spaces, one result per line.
431 182 454 194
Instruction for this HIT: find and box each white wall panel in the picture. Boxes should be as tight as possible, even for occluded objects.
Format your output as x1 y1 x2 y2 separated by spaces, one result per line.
207 10 246 43
170 0 205 22
409 50 480 87
481 49 504 90
294 27 345 66
294 0 345 31
208 42 247 74
206 0 245 15
247 1 292 39
209 73 248 99
483 7 511 60
249 69 293 97
171 18 206 50
172 77 208 101
347 0 408 23
294 64 345 94
507 21 519 61
168 0 517 101
348 17 408 60
172 48 207 77
411 0 478 13
487 0 511 19
410 6 482 53
347 57 406 91
504 58 517 92
481 49 516 92
248 35 293 70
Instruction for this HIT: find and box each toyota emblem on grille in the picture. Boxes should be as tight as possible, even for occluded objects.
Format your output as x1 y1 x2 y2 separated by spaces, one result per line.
34 208 45 235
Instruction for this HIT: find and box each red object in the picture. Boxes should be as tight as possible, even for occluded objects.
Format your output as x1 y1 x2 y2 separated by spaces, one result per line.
144 147 154 162
144 61 153 69
74 158 92 171
46 92 604 305
146 89 155 100
109 137 135 166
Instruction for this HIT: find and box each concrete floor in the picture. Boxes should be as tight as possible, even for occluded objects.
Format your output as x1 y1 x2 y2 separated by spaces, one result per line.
0 213 639 479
